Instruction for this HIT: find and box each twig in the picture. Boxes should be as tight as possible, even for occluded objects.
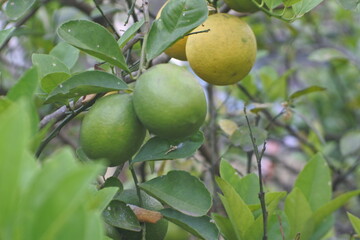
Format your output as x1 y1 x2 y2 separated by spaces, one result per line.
39 98 83 128
122 33 143 53
125 0 138 25
36 96 99 158
332 155 360 191
93 0 120 39
244 106 268 240
278 214 285 240
185 29 210 36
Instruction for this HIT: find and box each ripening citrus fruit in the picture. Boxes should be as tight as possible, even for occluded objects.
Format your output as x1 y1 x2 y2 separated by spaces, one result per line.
156 2 188 61
224 0 260 13
186 13 257 86
80 94 146 166
116 189 168 240
133 64 207 140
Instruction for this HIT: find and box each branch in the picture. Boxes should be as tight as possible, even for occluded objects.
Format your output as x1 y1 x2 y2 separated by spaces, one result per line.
93 0 120 39
244 106 268 240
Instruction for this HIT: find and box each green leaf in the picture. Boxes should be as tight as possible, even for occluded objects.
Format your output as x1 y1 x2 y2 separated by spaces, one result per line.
50 42 80 69
263 0 283 9
292 0 325 16
4 0 37 20
212 213 237 240
101 177 123 192
283 0 302 7
45 70 128 104
32 53 71 92
102 200 141 231
57 20 129 72
284 187 314 239
248 191 287 213
216 177 254 239
294 153 332 211
220 159 260 205
311 190 360 228
340 130 360 156
348 212 360 235
146 0 208 60
230 125 267 152
86 187 119 212
308 48 348 62
336 0 360 10
118 19 145 48
139 170 212 216
0 101 32 234
7 67 38 101
289 86 326 100
161 208 219 240
132 131 204 163
0 28 14 46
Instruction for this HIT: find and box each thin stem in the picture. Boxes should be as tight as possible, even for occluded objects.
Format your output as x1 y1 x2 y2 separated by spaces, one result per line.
244 106 268 240
93 0 120 39
125 0 138 25
35 96 99 158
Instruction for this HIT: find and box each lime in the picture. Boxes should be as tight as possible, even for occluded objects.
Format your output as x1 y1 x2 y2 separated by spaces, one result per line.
80 94 146 166
133 64 207 140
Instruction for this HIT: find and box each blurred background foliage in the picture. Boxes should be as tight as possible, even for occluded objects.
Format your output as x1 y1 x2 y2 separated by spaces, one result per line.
1 0 360 238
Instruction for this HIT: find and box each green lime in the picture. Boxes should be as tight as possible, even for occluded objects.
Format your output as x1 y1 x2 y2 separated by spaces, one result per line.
80 94 146 166
133 64 207 140
115 189 168 240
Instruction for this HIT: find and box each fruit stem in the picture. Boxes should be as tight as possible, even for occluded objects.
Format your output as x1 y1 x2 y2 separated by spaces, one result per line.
244 106 268 240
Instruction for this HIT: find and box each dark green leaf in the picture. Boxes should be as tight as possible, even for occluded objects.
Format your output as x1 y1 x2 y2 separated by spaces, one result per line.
118 19 145 48
212 213 237 240
146 0 208 60
4 0 36 20
50 42 80 69
132 131 204 163
348 212 360 235
340 130 360 156
57 20 129 72
161 208 219 240
0 28 14 46
230 126 267 152
45 70 128 104
289 86 326 100
101 177 123 192
216 177 254 239
294 153 331 211
7 67 38 101
308 48 348 62
139 170 212 216
102 200 141 231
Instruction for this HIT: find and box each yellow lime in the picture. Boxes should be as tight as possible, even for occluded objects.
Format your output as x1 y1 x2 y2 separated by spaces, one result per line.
80 94 146 166
186 13 257 86
133 64 207 140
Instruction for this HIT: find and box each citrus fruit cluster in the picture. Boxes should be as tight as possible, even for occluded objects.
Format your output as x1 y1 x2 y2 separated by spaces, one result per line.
160 4 257 86
80 64 207 166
